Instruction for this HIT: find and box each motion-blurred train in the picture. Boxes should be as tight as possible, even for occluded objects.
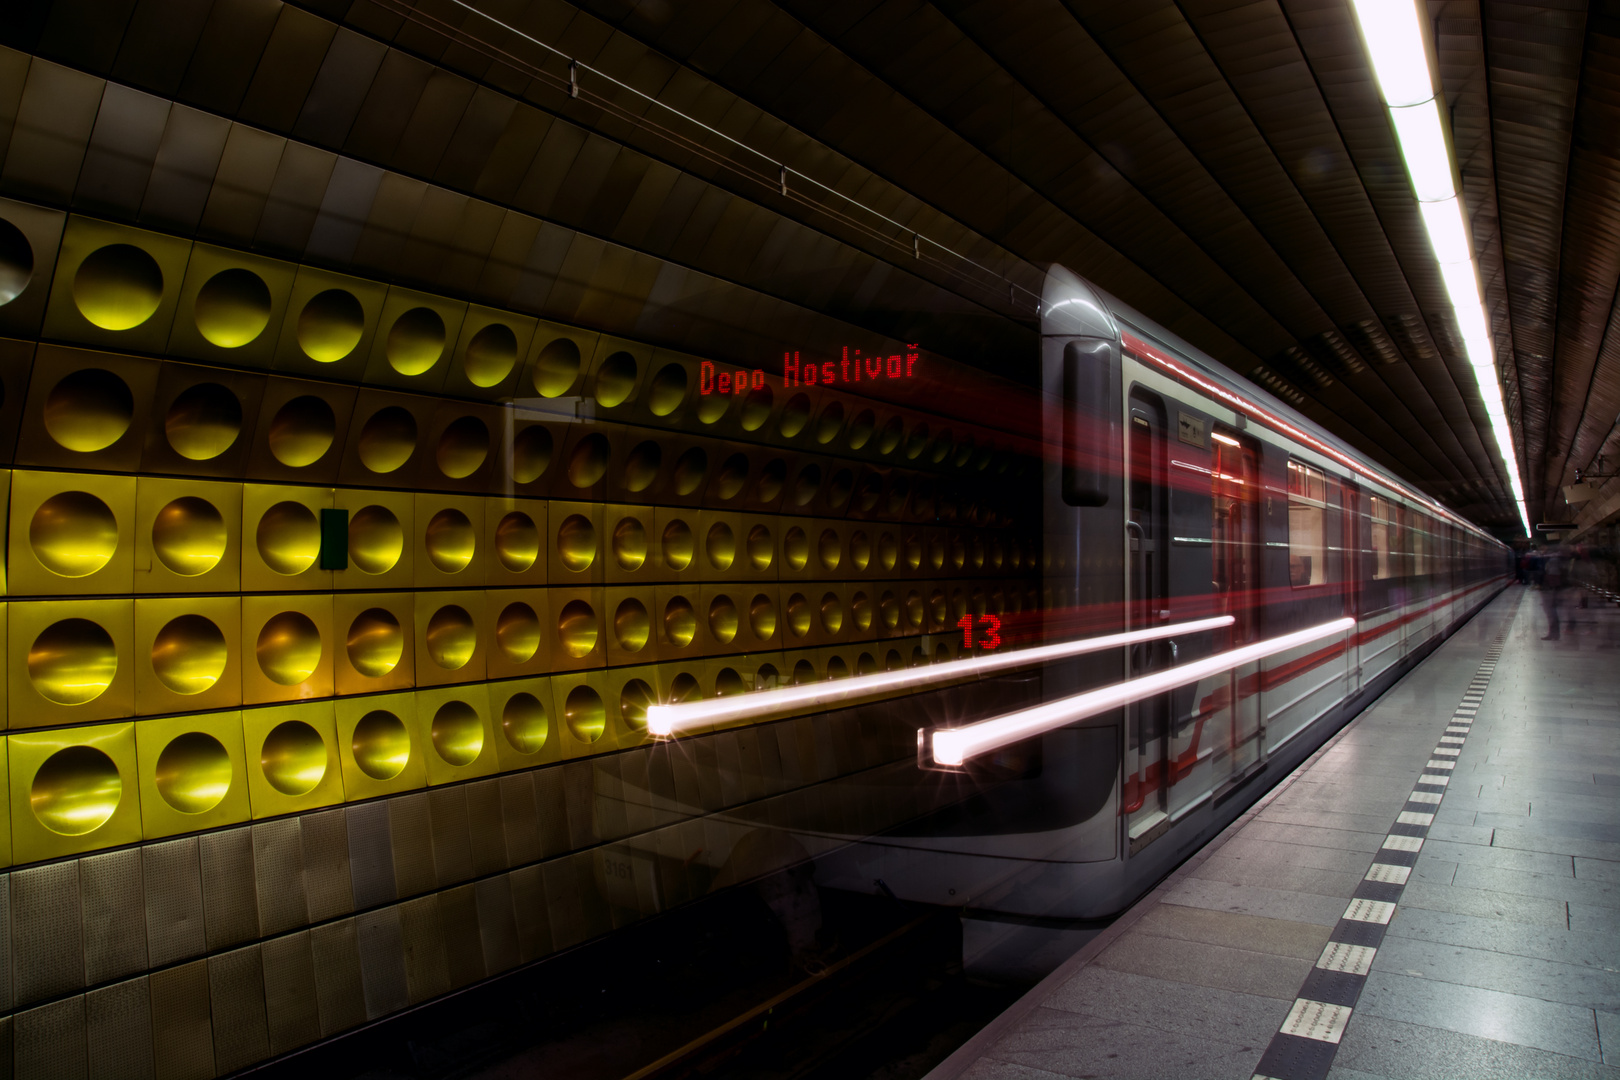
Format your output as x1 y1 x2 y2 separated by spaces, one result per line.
786 265 1514 922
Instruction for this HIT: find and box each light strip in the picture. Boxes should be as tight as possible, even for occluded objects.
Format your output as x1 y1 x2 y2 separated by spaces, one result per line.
929 618 1356 767
644 615 1235 737
1349 0 1530 537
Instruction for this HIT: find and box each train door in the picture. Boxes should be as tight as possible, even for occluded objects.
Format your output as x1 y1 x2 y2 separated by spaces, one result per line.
1124 393 1171 847
1343 479 1363 694
1211 429 1262 792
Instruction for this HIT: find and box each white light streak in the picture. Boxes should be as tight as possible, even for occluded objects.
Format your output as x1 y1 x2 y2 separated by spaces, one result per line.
644 615 1235 737
929 618 1355 767
1349 0 1530 537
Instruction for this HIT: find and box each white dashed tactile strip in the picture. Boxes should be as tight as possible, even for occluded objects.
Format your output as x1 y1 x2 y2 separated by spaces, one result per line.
1250 636 1504 1080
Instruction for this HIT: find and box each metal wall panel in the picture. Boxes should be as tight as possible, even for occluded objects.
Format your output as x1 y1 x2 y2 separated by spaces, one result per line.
541 856 584 951
619 749 654 835
473 875 519 976
344 800 397 910
0 1014 10 1080
81 848 148 985
498 772 541 867
355 906 409 1019
0 873 10 1012
138 104 230 233
261 931 320 1055
427 785 473 887
308 917 366 1037
0 60 102 205
252 818 309 937
388 791 436 898
13 995 86 1080
533 766 569 858
292 28 387 149
85 976 154 1080
176 0 282 113
142 838 205 968
12 861 83 1006
148 959 214 1080
207 945 269 1074
507 865 551 964
397 894 449 1004
235 6 337 134
74 82 169 219
464 777 508 876
437 883 485 989
299 807 354 922
111 0 215 97
563 760 594 850
198 826 258 949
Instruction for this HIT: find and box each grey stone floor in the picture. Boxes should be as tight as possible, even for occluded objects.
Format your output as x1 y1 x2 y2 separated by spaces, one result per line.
929 586 1620 1080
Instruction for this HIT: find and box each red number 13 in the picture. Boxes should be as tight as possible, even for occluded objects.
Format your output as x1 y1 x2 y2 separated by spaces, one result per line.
956 614 1003 650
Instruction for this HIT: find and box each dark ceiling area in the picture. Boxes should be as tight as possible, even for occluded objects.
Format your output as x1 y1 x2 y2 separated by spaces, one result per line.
3 0 1615 536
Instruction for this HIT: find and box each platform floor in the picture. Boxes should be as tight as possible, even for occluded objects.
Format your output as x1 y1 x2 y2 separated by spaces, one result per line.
927 586 1620 1080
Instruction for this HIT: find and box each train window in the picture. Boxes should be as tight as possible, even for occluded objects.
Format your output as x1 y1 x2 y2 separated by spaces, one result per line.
1370 495 1394 580
1413 518 1430 576
1286 460 1329 587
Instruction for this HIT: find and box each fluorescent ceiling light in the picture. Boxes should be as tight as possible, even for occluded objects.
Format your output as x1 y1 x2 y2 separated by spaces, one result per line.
1350 0 1435 106
1389 100 1455 201
1438 259 1481 308
1418 198 1471 263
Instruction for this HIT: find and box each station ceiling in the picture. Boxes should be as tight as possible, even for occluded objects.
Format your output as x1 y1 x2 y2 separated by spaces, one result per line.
3 0 1614 536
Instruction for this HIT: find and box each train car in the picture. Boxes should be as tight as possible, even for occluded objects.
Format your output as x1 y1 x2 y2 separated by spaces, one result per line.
798 265 1512 922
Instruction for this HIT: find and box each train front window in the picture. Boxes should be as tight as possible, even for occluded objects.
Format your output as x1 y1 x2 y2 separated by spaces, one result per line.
1286 460 1329 587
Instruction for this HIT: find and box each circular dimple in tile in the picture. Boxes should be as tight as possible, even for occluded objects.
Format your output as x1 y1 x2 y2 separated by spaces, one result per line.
436 415 489 479
424 508 475 573
614 597 649 653
45 368 134 452
496 601 541 664
385 306 445 376
820 592 843 635
348 505 403 575
255 611 322 686
74 244 162 330
431 700 484 767
154 732 231 813
706 522 735 572
620 679 654 731
151 614 227 695
260 720 327 795
31 746 121 835
663 595 696 648
709 594 738 644
165 382 242 461
622 440 661 492
425 604 477 670
267 395 335 468
849 531 872 572
847 409 875 450
463 323 518 387
564 685 605 743
30 491 118 577
740 386 772 431
346 608 403 677
746 525 773 571
194 267 271 347
352 710 410 781
502 692 548 754
557 599 598 658
356 406 417 474
785 593 810 639
647 362 687 416
749 593 776 640
532 338 581 397
815 401 844 444
29 618 118 705
778 393 811 438
512 424 552 484
153 497 227 577
595 351 638 407
256 501 320 576
612 516 647 571
556 513 596 573
568 433 610 489
0 217 34 305
662 519 693 571
495 511 539 573
783 527 808 571
818 528 841 573
297 289 364 363
673 446 708 497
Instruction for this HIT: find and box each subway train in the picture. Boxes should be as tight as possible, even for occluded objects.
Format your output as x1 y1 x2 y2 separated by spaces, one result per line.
700 264 1516 924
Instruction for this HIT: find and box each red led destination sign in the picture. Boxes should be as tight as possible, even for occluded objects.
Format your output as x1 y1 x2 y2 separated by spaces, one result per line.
700 345 920 395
